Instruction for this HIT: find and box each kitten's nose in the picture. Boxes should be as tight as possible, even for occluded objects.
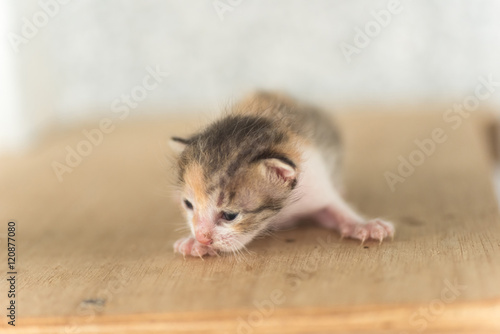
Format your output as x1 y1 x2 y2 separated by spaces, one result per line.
195 230 213 245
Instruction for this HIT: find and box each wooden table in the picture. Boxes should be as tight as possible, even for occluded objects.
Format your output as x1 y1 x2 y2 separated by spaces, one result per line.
1 110 499 333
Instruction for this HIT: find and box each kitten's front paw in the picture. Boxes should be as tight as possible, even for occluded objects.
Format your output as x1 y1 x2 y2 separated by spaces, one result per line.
173 236 218 258
341 219 395 243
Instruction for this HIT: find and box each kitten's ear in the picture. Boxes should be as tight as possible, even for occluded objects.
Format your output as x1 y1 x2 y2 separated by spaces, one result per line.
260 158 297 185
169 137 189 154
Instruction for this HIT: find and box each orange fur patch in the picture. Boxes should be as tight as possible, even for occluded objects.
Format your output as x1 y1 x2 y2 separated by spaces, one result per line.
184 163 208 208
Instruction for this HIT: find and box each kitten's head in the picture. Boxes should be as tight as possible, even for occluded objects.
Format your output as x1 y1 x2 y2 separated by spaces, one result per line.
170 129 299 253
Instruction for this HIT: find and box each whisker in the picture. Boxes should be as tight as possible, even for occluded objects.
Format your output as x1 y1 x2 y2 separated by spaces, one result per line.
174 226 191 232
229 244 238 261
233 239 253 257
230 239 250 263
227 242 241 263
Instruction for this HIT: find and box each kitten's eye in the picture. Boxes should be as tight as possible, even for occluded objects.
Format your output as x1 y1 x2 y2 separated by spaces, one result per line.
184 199 193 210
221 211 239 221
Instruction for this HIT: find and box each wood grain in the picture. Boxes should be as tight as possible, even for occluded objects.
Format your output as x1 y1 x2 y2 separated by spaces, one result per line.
0 110 499 333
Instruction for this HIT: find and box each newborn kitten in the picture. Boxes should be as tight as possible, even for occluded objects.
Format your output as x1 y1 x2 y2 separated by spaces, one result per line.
171 92 394 257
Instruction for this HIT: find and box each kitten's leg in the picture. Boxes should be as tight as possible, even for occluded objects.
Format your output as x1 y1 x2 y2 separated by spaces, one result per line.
315 193 394 243
173 236 218 257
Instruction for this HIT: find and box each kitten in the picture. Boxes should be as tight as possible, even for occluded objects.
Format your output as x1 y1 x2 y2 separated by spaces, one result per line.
170 92 394 257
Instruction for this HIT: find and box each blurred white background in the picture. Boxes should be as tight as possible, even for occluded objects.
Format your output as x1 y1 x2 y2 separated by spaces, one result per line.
2 0 500 151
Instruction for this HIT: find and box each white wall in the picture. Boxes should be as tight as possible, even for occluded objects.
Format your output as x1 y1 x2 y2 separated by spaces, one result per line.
0 1 29 151
3 0 500 138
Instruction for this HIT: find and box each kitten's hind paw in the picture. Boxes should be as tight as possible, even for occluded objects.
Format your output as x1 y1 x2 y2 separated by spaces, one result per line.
342 219 395 244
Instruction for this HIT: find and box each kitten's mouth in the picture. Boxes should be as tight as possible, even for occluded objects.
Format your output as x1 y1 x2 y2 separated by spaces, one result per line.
211 239 238 253
210 241 230 252
209 231 250 253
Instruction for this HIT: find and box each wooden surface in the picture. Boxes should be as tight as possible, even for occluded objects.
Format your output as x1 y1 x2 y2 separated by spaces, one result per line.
1 110 500 333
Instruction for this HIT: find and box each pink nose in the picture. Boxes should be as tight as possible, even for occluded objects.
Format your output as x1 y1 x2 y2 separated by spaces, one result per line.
195 230 213 245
